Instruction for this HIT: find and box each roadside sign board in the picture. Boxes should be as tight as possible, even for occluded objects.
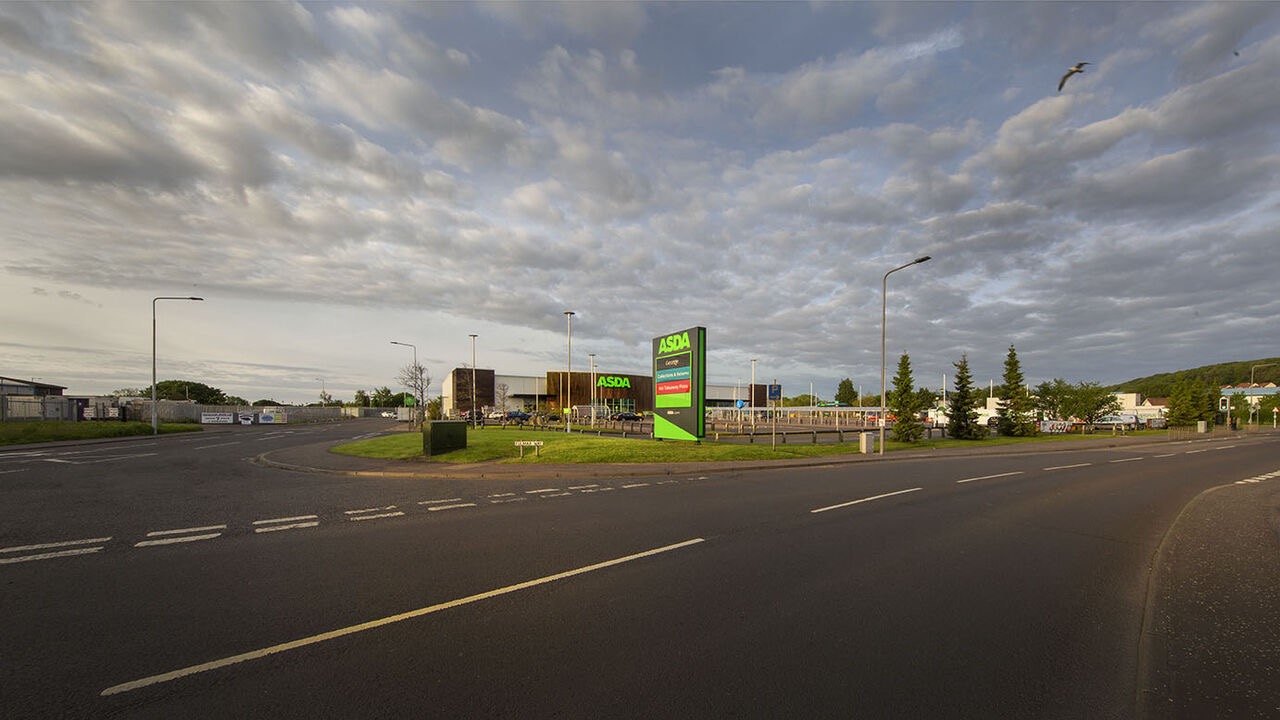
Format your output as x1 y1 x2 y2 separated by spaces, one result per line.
652 326 706 441
768 384 782 401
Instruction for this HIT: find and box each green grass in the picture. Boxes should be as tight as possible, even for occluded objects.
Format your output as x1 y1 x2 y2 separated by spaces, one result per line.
0 421 202 445
331 426 1168 464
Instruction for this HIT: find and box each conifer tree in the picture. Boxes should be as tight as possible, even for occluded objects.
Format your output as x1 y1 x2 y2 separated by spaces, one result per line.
997 344 1038 436
890 353 925 443
947 354 984 440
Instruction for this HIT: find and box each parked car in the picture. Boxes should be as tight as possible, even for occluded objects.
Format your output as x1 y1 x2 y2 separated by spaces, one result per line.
612 411 643 421
506 410 530 421
380 411 395 418
487 410 506 420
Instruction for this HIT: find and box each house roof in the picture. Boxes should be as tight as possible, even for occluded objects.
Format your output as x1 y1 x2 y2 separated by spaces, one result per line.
0 376 67 391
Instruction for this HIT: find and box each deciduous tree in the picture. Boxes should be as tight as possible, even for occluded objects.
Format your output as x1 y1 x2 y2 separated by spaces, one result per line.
835 378 857 406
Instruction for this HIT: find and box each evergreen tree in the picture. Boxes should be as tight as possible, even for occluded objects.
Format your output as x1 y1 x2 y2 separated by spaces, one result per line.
890 353 925 443
997 345 1038 436
835 378 857 406
947 354 984 440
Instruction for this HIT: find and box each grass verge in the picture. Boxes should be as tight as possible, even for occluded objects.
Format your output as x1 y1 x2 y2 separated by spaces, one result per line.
331 427 1167 464
0 420 202 446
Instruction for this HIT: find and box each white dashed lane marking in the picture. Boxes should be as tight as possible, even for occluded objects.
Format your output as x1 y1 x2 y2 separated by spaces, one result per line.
1 537 112 565
135 525 227 547
253 515 320 534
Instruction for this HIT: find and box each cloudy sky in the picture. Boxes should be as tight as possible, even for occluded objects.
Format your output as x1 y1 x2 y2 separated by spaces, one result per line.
3 2 1278 405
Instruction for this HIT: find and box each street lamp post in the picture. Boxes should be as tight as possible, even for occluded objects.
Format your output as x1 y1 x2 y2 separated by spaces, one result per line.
152 296 203 434
469 334 478 428
588 352 596 427
564 311 575 432
316 377 325 406
389 341 418 427
880 256 931 455
751 358 757 431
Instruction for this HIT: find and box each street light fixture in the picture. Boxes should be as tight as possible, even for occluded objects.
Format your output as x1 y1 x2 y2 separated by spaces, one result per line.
469 334 478 428
389 341 418 427
880 255 931 455
152 296 203 434
1250 363 1276 385
564 311 575 433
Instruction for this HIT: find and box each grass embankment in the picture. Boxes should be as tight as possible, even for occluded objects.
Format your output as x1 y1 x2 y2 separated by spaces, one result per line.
0 421 201 446
331 426 1166 465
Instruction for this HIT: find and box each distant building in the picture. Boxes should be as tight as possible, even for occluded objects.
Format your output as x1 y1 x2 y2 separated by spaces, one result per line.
0 376 66 397
440 368 747 419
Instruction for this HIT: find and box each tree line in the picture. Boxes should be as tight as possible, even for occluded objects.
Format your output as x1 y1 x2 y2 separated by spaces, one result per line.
825 345 1232 445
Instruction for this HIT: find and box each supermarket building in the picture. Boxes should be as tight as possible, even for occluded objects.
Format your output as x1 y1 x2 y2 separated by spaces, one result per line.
441 368 763 418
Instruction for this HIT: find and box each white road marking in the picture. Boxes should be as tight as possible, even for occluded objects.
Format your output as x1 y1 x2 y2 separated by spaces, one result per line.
956 471 1024 484
1153 453 1177 458
146 525 228 537
1109 457 1144 463
622 483 650 489
1184 449 1208 454
579 487 614 493
100 538 707 696
486 493 516 498
417 498 464 506
810 487 923 514
657 480 679 485
568 484 600 490
488 497 527 504
135 533 222 547
252 515 319 525
348 512 404 522
426 503 477 512
1213 445 1237 451
525 488 562 494
0 468 28 475
344 506 397 515
0 547 105 564
254 522 319 534
1 537 112 554
193 442 241 450
535 492 572 498
1043 463 1092 471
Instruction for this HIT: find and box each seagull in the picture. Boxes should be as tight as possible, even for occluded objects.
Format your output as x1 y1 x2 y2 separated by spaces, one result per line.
1058 62 1089 91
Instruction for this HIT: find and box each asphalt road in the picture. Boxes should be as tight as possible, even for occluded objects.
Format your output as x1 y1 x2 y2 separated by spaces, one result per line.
3 420 1278 718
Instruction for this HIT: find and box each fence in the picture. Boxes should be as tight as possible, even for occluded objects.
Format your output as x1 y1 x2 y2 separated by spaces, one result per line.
0 396 78 421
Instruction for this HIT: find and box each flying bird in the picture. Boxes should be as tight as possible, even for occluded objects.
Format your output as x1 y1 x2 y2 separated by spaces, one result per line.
1058 62 1089 91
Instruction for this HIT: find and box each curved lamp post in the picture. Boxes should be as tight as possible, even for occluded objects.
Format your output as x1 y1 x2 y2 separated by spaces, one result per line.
152 296 203 434
389 341 418 427
880 256 931 455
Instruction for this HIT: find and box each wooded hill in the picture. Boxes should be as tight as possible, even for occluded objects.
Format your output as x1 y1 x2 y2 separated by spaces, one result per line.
1109 357 1280 398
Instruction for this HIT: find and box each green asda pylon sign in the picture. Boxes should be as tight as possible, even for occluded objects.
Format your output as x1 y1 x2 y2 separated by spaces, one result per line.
652 326 706 441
